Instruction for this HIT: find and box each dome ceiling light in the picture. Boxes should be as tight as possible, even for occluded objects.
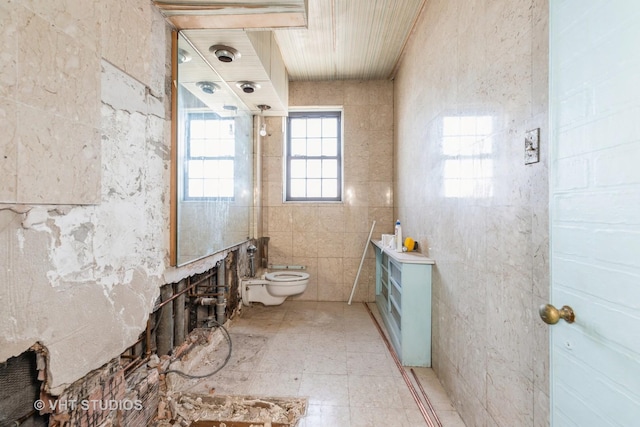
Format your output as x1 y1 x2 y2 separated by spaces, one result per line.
236 81 260 94
177 48 191 64
209 44 241 63
196 81 219 94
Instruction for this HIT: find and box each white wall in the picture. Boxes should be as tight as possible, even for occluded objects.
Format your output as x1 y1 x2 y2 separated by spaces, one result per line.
394 0 550 425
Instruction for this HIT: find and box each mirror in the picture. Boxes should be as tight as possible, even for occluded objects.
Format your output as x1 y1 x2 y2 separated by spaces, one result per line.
174 31 253 266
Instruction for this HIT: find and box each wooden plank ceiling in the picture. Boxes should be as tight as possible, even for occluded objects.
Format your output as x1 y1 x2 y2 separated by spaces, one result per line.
155 0 426 81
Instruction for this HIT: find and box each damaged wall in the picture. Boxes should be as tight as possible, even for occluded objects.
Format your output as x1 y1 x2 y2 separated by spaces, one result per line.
0 0 174 395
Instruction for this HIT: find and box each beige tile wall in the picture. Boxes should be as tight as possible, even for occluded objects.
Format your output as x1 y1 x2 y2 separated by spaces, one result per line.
261 80 394 302
393 0 550 426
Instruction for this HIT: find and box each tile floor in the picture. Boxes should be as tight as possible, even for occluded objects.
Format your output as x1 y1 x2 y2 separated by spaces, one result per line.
173 301 466 427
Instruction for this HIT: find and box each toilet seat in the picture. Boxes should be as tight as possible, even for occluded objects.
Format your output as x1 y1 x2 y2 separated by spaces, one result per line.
265 271 310 282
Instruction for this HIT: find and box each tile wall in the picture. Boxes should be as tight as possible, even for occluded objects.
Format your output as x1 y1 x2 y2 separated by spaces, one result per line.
393 0 550 426
261 80 394 302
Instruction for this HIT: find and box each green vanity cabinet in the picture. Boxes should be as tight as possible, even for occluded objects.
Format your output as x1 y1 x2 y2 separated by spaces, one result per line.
372 240 434 367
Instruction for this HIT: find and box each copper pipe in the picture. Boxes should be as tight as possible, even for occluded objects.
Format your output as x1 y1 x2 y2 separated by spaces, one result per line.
153 281 197 311
153 270 219 311
123 355 150 374
145 317 153 357
410 368 443 427
189 292 224 298
364 302 436 427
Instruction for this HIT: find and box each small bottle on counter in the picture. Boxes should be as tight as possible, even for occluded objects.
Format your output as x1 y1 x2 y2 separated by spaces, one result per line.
394 219 402 252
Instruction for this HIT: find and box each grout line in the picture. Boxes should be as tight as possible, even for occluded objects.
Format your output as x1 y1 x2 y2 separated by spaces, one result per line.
363 302 436 427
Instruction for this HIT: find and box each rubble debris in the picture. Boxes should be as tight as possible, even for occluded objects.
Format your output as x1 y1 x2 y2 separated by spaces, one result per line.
154 393 306 427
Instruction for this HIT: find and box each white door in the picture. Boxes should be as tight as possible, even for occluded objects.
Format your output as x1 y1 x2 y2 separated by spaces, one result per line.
548 1 640 425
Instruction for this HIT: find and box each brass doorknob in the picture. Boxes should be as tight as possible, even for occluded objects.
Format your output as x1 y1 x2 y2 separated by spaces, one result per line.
539 304 575 325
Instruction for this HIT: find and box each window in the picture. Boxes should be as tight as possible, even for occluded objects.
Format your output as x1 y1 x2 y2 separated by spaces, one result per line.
286 111 342 202
442 115 494 198
185 113 235 200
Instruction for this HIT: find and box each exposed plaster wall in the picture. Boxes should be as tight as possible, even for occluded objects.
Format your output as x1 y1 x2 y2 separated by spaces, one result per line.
0 0 173 395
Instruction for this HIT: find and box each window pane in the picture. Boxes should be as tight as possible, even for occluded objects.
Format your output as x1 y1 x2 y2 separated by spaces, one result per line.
219 138 235 156
291 179 306 197
190 139 206 157
188 179 203 197
307 159 322 178
202 140 215 156
218 160 234 178
458 136 476 155
202 179 219 197
442 136 461 156
290 159 307 178
322 118 338 137
307 138 322 156
291 138 307 156
307 179 321 197
460 116 477 135
202 160 218 178
322 138 338 156
189 160 204 178
219 179 234 197
191 120 206 138
307 118 322 137
286 111 342 201
322 159 338 178
290 119 306 137
186 116 236 200
322 179 338 197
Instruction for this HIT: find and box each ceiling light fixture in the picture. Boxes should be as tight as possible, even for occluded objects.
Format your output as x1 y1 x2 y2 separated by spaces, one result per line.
236 81 260 94
177 48 192 64
209 44 241 63
196 81 219 94
257 104 271 137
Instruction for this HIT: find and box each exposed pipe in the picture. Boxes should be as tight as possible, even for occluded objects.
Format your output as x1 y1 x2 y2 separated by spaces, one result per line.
247 244 257 277
216 260 226 324
363 302 436 427
153 273 213 311
174 280 186 346
268 264 306 270
157 285 174 356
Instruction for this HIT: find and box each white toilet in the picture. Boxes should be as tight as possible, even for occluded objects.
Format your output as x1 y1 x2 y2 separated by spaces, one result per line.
241 271 309 306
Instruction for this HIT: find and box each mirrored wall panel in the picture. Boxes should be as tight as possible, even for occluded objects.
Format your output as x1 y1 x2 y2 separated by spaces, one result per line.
176 31 253 266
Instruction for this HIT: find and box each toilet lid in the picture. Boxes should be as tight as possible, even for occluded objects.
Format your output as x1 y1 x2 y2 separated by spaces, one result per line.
265 271 310 282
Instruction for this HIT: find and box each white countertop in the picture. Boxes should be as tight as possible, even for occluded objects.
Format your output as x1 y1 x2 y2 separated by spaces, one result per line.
371 239 435 265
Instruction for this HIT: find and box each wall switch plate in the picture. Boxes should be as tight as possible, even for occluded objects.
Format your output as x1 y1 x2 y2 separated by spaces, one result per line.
525 128 540 164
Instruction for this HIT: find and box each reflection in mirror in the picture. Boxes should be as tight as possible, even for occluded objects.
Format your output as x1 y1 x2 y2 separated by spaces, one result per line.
175 31 253 266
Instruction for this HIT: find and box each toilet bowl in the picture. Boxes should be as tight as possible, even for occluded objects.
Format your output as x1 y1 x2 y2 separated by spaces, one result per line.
241 271 309 306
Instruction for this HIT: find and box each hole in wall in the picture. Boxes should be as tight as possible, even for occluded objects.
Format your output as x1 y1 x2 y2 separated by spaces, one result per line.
0 347 49 427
